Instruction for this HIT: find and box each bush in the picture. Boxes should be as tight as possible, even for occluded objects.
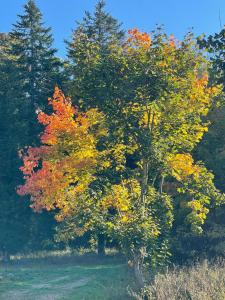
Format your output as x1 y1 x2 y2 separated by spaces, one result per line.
131 259 225 300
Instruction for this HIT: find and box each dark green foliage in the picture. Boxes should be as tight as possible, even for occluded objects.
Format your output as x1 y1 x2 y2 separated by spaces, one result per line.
193 108 225 259
10 0 64 113
198 27 225 87
74 0 124 47
0 33 31 257
197 29 225 259
67 0 125 110
0 0 64 257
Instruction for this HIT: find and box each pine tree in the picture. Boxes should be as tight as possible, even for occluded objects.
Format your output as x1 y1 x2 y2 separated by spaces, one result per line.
10 0 63 250
0 0 63 259
0 33 31 260
78 0 124 47
67 0 125 109
10 0 63 113
197 28 225 191
64 0 125 252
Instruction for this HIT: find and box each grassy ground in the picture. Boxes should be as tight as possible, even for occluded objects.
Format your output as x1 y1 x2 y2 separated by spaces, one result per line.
0 253 134 300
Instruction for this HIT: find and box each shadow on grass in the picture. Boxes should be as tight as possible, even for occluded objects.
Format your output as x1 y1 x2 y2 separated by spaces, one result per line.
0 250 135 300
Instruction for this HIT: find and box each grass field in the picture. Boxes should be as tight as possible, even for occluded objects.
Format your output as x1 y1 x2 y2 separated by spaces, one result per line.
0 253 134 300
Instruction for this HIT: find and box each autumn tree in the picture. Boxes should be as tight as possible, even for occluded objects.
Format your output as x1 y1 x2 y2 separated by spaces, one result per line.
18 29 225 286
17 87 110 252
66 28 225 284
94 29 224 284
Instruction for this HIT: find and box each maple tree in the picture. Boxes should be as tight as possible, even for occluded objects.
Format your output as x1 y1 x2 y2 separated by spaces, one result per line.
18 28 225 285
17 87 108 223
65 27 225 284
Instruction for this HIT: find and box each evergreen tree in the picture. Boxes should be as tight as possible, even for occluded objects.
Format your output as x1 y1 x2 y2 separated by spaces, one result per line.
0 33 31 260
197 27 225 191
77 0 124 47
0 0 63 259
63 1 125 253
67 0 125 109
10 0 64 114
10 0 64 250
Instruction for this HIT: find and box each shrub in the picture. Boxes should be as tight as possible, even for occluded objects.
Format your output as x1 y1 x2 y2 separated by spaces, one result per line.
131 259 225 300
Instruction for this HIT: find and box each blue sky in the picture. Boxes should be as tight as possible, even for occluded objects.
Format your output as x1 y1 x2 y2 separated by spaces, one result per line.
1 0 225 57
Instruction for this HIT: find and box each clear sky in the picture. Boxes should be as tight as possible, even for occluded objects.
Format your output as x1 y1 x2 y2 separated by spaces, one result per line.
1 0 225 57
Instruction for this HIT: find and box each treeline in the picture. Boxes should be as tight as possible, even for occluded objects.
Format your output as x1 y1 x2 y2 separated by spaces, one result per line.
0 0 225 281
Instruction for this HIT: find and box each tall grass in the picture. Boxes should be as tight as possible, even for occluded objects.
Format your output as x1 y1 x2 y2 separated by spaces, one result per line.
131 259 225 300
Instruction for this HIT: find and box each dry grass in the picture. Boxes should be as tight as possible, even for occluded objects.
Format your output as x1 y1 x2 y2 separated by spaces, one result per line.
131 259 225 300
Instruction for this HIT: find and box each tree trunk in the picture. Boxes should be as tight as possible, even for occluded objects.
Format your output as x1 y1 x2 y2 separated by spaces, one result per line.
133 252 145 287
141 159 149 217
97 233 106 256
160 175 164 194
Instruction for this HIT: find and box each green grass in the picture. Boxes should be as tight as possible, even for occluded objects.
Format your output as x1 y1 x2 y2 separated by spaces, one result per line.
0 254 134 300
